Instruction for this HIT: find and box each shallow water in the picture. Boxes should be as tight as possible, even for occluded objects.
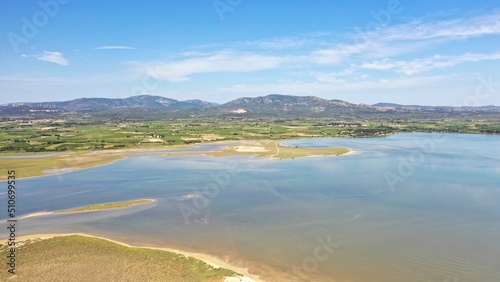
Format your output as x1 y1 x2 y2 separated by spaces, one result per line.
3 133 500 281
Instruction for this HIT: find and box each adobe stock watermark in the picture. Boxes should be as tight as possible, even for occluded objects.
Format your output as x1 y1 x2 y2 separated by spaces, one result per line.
178 161 240 224
385 74 498 192
384 133 447 192
130 66 163 96
291 233 341 281
7 0 70 54
341 0 403 58
213 0 243 21
462 75 499 107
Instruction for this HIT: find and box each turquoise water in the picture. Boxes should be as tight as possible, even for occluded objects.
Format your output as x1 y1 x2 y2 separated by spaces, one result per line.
2 133 500 281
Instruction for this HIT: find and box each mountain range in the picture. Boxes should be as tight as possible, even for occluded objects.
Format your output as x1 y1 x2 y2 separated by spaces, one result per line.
2 95 217 112
2 94 499 120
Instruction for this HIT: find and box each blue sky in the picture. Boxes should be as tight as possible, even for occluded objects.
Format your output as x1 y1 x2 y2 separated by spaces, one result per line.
1 0 499 105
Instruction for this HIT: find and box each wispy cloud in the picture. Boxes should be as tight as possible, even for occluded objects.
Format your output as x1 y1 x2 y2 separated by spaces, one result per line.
34 51 69 66
95 46 135 50
207 75 449 100
234 33 329 50
143 51 291 82
312 67 359 83
0 74 71 86
311 11 500 63
376 12 500 41
135 11 500 85
361 52 500 75
0 73 136 87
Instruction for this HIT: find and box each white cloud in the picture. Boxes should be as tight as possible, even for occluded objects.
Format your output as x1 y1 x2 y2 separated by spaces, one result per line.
235 36 314 50
360 58 397 70
310 48 350 65
0 73 136 87
361 52 500 75
95 46 135 50
6 6 500 106
0 74 70 86
35 51 69 66
314 73 346 84
211 75 448 97
377 12 500 41
311 66 358 83
143 51 291 82
312 11 500 63
132 11 500 87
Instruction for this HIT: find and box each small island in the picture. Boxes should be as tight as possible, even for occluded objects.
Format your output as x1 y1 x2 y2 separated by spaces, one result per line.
57 199 155 213
171 140 352 159
235 141 351 159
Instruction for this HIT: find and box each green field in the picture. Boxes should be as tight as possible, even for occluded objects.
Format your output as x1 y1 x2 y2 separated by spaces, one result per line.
2 119 498 154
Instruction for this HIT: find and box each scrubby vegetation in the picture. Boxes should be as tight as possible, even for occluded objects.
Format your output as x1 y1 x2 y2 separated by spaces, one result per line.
0 235 239 282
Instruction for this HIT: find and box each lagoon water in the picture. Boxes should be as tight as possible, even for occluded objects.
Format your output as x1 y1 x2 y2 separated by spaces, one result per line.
3 133 500 281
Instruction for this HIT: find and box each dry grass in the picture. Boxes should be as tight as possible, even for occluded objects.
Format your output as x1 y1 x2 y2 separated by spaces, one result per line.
0 235 239 282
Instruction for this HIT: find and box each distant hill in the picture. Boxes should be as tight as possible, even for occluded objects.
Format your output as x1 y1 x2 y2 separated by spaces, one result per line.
1 94 499 120
2 95 216 113
223 94 354 109
372 103 404 107
211 94 379 118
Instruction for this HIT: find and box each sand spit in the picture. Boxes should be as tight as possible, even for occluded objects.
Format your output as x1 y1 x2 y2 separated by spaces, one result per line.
233 146 269 152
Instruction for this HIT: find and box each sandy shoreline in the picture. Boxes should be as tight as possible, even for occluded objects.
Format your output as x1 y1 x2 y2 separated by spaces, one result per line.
272 148 357 159
340 149 357 156
18 211 54 219
10 233 264 282
1 199 157 221
0 199 158 227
